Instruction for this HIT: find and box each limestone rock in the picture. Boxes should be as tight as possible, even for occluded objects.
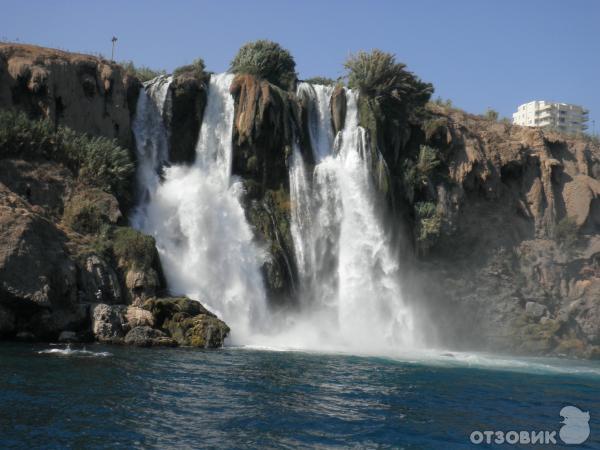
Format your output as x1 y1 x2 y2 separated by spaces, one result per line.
80 255 122 304
124 326 174 347
0 186 77 310
0 43 137 148
330 85 346 134
125 306 154 328
168 71 208 163
0 159 73 219
125 268 159 306
90 303 126 343
143 297 229 348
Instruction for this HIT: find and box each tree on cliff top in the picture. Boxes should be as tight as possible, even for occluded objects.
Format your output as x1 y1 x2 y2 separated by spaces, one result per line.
230 40 296 90
345 50 433 111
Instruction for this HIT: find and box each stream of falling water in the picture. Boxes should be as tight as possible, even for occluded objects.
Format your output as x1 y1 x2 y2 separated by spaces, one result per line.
282 83 416 352
131 73 268 343
132 75 416 353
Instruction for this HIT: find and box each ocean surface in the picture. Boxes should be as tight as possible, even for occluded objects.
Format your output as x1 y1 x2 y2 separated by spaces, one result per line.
0 342 599 449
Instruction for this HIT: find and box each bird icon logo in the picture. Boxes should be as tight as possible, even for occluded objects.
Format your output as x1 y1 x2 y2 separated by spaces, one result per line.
559 406 590 445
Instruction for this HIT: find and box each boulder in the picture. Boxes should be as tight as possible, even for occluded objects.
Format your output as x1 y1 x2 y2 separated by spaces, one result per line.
0 187 77 310
125 306 154 328
124 326 174 347
90 303 126 343
125 268 159 306
143 297 229 348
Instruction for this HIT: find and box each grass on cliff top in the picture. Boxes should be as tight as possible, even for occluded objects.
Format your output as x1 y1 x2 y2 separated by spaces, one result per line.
173 58 207 80
0 109 134 197
119 60 166 82
230 40 296 90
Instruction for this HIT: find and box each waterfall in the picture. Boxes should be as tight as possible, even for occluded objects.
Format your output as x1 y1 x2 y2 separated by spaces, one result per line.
131 73 268 342
286 83 416 352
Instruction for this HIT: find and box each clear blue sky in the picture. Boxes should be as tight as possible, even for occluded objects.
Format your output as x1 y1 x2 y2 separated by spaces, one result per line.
1 0 598 130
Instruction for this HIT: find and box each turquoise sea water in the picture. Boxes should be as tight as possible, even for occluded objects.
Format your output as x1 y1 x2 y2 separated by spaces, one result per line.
0 343 599 449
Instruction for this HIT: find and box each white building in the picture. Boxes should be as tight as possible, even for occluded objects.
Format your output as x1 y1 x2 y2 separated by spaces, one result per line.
512 101 589 134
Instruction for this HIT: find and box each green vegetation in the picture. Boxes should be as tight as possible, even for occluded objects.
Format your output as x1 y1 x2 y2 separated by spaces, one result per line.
62 189 120 235
63 202 105 234
554 216 579 251
304 76 336 86
414 201 441 250
173 58 207 80
484 108 499 121
230 40 296 90
402 145 441 199
112 226 157 270
345 50 432 104
119 60 166 82
0 110 134 197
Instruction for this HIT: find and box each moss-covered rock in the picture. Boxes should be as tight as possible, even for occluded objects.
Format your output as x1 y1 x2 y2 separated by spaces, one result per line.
230 74 294 193
142 297 230 348
62 188 122 234
244 188 297 306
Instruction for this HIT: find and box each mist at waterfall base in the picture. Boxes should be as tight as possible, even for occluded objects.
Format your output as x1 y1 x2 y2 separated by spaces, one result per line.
132 74 426 355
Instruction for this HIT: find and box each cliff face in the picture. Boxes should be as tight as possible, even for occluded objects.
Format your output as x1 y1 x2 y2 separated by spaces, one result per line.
0 44 598 357
403 107 600 357
0 43 140 148
0 44 228 347
229 74 299 307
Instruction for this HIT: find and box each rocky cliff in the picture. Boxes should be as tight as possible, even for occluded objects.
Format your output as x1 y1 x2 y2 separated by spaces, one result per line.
0 44 598 357
405 106 600 358
0 44 229 348
0 43 139 148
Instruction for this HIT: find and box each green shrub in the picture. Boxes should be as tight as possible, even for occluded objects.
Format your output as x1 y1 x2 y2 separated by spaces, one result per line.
0 110 134 198
484 108 499 121
112 227 157 270
554 216 579 251
416 145 440 176
230 40 296 90
304 76 336 86
0 109 55 157
63 202 105 234
414 201 441 246
62 189 121 235
345 50 433 104
173 58 207 80
119 60 166 82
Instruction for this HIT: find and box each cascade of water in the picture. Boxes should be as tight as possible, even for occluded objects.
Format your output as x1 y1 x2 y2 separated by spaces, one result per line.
131 73 268 342
131 75 172 217
288 83 416 351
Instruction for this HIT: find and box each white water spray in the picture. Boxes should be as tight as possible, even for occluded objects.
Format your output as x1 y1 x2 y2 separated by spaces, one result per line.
284 83 417 352
132 73 268 342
